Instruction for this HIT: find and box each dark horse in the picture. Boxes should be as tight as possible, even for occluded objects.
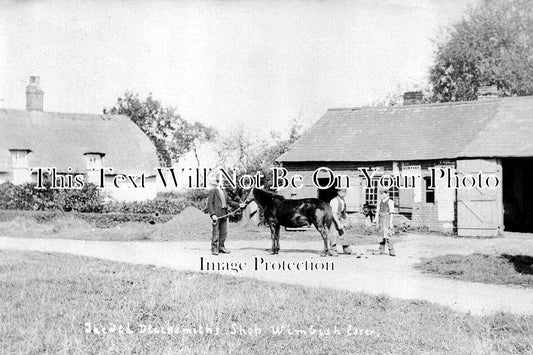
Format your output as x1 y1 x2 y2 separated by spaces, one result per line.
243 188 337 256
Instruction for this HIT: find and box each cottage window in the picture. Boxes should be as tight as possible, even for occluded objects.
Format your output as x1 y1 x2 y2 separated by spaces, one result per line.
10 150 31 184
424 176 435 203
85 153 104 169
85 153 105 184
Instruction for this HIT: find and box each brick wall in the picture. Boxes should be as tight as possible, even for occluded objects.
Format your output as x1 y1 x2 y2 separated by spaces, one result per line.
411 202 455 233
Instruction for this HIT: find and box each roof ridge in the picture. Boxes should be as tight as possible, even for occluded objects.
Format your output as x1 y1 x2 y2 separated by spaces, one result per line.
327 95 533 112
0 108 128 121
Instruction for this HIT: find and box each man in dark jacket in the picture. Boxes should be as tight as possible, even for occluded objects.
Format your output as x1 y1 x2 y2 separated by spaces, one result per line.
207 176 244 255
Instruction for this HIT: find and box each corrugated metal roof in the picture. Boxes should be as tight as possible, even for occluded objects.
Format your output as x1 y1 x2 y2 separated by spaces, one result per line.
278 96 533 162
0 109 159 175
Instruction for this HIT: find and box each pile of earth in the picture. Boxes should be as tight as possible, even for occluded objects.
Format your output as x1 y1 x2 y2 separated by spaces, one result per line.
149 206 213 240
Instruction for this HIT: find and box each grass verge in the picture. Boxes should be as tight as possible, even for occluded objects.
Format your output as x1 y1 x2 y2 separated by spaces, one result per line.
0 216 155 241
0 217 388 245
0 250 532 354
415 253 533 287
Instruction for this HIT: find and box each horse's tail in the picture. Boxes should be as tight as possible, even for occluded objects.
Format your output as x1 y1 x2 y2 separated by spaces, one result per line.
323 204 336 230
323 204 341 232
324 211 332 229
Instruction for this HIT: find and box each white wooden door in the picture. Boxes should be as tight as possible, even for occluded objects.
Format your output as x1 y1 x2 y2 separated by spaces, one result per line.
457 159 503 237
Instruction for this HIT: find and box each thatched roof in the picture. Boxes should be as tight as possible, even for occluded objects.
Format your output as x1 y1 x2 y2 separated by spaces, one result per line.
0 109 159 175
277 96 533 162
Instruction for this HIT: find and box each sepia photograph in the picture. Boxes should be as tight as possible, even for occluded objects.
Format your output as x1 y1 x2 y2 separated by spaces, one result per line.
1 0 532 354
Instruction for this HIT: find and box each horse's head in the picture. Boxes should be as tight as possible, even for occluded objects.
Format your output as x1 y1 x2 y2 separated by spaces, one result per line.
242 188 256 205
242 188 279 210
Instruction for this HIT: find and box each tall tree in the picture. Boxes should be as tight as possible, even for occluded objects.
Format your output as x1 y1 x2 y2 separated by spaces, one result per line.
245 118 303 190
429 0 533 102
108 92 216 166
212 118 302 192
185 122 217 167
215 127 263 172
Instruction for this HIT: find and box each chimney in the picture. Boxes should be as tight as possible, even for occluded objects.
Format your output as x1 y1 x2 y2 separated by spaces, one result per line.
26 76 44 111
477 85 500 100
403 91 423 105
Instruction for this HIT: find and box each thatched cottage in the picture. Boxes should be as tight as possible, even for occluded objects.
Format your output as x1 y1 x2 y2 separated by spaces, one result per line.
0 76 159 201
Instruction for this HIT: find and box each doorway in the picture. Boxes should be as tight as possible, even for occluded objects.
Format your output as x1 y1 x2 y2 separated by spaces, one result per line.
503 158 533 232
316 178 337 203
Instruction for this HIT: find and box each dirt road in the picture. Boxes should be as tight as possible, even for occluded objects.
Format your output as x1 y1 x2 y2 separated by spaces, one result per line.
1 233 532 316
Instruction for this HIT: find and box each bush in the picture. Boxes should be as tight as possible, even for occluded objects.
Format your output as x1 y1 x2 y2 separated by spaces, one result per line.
57 183 104 212
0 182 37 210
0 209 66 223
0 182 104 212
76 212 172 228
185 189 209 202
105 198 203 215
155 189 209 211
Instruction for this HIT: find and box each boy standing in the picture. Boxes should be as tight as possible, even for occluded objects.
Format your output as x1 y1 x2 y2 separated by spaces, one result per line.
375 190 396 256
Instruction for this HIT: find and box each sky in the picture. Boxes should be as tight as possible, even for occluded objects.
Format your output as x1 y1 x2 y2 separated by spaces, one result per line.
0 0 476 138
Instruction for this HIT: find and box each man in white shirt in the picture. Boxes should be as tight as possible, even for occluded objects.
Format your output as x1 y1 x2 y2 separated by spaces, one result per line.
329 188 353 255
375 189 396 256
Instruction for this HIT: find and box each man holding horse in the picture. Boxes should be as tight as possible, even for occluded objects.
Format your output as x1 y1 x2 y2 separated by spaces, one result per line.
208 175 245 255
329 188 353 255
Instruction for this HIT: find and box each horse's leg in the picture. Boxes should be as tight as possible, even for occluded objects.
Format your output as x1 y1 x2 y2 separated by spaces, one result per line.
274 223 280 254
268 222 277 254
312 220 329 256
268 223 280 255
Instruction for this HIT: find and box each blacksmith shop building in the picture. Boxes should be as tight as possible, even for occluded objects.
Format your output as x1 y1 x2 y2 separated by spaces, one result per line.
0 76 159 201
277 91 533 236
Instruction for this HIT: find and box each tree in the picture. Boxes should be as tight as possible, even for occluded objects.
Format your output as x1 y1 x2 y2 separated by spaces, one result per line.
245 118 303 190
181 121 217 167
108 92 216 166
429 0 533 102
212 118 302 193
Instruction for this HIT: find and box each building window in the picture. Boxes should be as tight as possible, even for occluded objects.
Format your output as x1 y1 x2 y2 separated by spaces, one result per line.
364 176 398 206
11 150 29 168
85 153 105 184
390 186 399 206
10 150 31 184
365 179 378 206
85 153 104 169
424 176 435 203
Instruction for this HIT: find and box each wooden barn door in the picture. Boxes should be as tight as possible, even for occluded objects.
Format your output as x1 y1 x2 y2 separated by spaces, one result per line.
345 175 363 212
457 159 503 237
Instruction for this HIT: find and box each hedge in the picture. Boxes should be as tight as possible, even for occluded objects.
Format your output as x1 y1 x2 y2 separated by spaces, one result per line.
0 209 174 228
77 212 173 228
0 182 103 212
0 182 206 215
107 199 204 215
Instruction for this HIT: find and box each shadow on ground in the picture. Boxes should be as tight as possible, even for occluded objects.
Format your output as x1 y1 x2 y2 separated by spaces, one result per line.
502 254 533 275
236 247 325 255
